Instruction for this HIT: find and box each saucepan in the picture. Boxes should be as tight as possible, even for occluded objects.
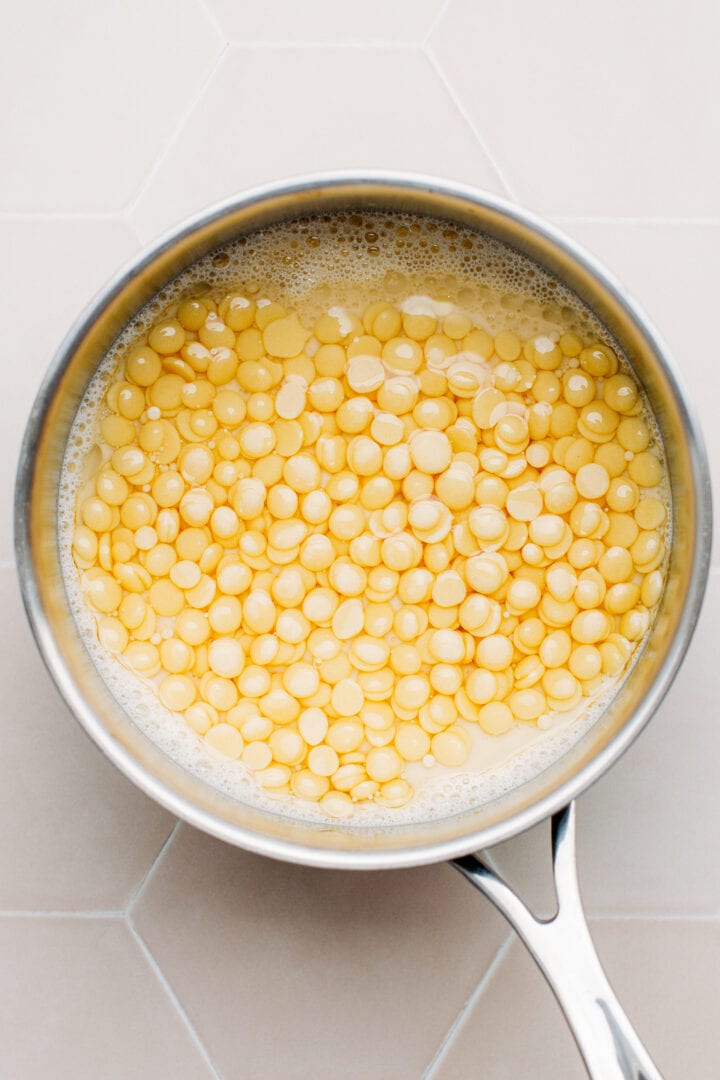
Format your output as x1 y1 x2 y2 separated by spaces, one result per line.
14 175 712 1078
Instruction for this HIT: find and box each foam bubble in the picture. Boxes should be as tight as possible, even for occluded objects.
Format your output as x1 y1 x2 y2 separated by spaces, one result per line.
58 211 671 828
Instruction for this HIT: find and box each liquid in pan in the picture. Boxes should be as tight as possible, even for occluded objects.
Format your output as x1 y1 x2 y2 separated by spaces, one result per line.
60 213 670 824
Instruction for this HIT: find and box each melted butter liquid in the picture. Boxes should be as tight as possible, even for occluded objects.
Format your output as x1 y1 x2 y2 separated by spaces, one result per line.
58 212 670 826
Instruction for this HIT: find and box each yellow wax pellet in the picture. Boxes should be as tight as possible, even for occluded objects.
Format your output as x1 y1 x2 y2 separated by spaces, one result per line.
85 571 122 614
393 674 430 712
427 628 464 664
208 596 242 635
159 674 196 711
641 570 664 608
282 662 320 700
76 283 669 819
327 719 364 754
184 702 216 735
431 726 471 767
328 558 367 597
205 723 244 759
507 687 545 721
408 429 452 475
242 589 276 634
125 345 162 387
465 553 508 595
506 577 541 614
634 497 666 531
571 609 611 644
476 701 513 735
297 707 329 747
239 423 276 460
476 634 514 671
239 739 272 770
575 463 610 500
395 723 430 762
98 616 129 653
207 637 245 679
331 679 365 717
236 666 272 699
179 489 214 528
365 746 403 783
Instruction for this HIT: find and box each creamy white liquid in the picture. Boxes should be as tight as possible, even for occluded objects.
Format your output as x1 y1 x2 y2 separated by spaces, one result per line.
58 212 669 826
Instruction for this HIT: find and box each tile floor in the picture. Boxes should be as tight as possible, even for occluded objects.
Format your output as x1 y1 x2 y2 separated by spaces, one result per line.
3 1 718 1076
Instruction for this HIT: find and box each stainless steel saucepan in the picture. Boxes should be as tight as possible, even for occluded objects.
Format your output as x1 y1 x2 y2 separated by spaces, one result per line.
15 175 712 1079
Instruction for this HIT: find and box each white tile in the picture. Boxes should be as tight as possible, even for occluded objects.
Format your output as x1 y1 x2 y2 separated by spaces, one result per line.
132 46 504 240
134 824 509 1079
551 221 719 560
432 937 582 1079
434 921 720 1080
0 218 139 561
0 917 212 1079
0 0 222 211
484 574 720 916
0 570 175 909
206 0 442 41
430 0 720 216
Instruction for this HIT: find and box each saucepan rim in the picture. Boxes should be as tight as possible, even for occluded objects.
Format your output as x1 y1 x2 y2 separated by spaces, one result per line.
14 172 713 868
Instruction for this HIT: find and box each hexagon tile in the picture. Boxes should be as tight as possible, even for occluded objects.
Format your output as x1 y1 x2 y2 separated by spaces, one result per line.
5 0 720 1075
0 570 175 911
131 825 509 1080
430 0 720 217
485 574 720 918
549 220 720 560
0 0 224 212
0 219 140 562
429 922 720 1079
204 0 444 42
0 917 212 1079
130 45 506 241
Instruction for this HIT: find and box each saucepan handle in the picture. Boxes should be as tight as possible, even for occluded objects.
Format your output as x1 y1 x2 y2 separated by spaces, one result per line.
451 803 662 1080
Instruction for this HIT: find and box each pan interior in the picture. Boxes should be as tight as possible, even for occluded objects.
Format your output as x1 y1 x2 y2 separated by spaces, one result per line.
19 178 710 866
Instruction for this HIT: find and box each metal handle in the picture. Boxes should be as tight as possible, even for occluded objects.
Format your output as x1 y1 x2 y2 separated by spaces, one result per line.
451 803 662 1080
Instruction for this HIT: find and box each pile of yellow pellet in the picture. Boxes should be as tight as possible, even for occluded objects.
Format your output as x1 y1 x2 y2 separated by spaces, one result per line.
72 289 667 818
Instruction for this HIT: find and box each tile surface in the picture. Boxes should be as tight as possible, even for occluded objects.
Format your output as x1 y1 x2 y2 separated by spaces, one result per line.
433 921 720 1079
431 0 720 216
206 0 443 41
0 917 212 1079
133 824 508 1080
0 219 139 561
487 574 720 917
131 46 504 240
0 570 174 910
553 221 720 558
0 0 222 212
3 1 719 1075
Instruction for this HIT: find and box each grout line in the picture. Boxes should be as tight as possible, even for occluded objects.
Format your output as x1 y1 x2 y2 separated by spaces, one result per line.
126 820 181 915
0 211 125 221
127 918 222 1079
227 39 423 49
589 912 720 923
0 909 125 919
195 0 230 46
123 43 230 220
126 218 145 247
553 216 720 226
422 44 519 202
423 0 453 43
423 933 514 1078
